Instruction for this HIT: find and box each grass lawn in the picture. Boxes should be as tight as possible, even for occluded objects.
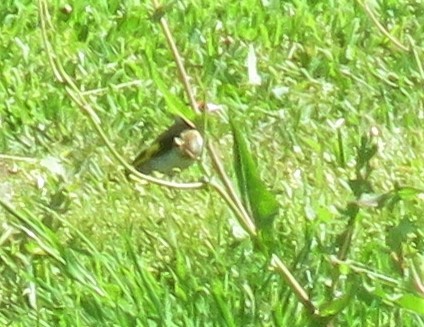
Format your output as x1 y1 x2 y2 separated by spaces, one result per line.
1 0 424 326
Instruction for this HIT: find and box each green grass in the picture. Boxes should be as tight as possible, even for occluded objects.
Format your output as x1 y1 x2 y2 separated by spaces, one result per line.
1 0 424 326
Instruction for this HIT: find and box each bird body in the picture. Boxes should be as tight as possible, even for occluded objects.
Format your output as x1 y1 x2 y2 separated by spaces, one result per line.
131 118 203 175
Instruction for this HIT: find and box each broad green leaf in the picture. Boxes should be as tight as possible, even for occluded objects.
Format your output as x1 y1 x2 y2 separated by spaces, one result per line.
386 218 417 252
396 293 424 315
231 119 279 231
396 186 424 201
319 275 356 317
320 295 352 317
370 285 424 315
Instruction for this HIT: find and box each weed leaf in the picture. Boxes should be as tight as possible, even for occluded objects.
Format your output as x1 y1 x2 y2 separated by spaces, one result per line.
231 119 279 231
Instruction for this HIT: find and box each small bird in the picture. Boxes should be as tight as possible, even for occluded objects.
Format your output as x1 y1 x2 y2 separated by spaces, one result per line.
131 118 204 175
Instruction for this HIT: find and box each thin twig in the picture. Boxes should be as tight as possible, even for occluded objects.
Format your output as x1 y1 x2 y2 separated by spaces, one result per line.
0 154 38 163
151 0 200 114
207 142 256 236
330 256 401 287
406 35 424 81
270 254 318 316
208 180 256 236
359 0 409 52
38 0 64 82
81 80 145 96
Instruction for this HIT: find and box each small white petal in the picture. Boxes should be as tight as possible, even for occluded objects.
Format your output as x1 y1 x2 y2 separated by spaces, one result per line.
247 44 262 86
